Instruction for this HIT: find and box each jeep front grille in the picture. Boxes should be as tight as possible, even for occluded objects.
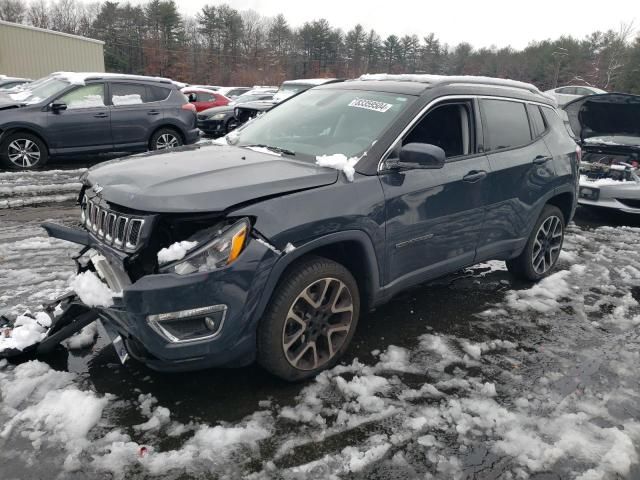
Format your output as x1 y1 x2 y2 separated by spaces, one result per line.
81 196 145 252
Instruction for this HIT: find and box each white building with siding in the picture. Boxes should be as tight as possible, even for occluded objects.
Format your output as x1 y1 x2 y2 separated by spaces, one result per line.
0 20 104 79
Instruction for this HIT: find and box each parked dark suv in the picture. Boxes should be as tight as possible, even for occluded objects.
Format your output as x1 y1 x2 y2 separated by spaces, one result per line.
0 73 199 170
43 74 578 381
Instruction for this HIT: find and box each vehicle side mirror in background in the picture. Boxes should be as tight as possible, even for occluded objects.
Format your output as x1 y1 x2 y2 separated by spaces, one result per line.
394 143 446 170
50 102 67 112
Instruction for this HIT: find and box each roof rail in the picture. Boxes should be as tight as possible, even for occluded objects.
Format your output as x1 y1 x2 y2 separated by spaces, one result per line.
358 74 541 95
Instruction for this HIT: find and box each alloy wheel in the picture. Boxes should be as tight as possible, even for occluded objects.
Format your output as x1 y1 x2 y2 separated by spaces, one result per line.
282 277 354 371
8 139 41 168
156 133 179 150
532 215 563 275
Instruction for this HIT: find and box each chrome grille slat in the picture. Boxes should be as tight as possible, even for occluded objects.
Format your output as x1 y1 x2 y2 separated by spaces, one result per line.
81 195 145 252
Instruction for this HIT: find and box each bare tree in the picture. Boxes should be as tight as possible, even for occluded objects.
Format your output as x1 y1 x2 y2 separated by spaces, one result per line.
28 0 50 29
0 0 26 23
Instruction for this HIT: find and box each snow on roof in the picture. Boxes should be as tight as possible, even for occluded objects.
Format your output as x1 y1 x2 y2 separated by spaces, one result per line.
359 73 541 94
51 72 180 86
284 78 337 85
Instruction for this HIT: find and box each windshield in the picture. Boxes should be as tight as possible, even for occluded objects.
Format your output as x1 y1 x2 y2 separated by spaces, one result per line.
9 77 70 104
229 88 414 159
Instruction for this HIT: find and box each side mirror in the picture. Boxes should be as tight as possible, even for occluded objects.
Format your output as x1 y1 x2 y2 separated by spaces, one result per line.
50 101 67 112
392 143 446 170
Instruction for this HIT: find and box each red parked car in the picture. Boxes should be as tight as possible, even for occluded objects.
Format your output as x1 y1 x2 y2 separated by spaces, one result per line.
181 87 230 112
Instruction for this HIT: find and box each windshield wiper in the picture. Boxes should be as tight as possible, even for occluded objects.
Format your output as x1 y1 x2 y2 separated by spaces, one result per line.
243 144 296 156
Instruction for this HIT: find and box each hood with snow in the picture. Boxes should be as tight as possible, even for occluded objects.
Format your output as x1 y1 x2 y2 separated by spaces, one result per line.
564 93 640 145
83 143 338 213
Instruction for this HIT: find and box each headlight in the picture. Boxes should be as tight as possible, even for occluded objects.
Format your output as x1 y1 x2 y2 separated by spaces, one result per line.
210 113 226 120
159 218 250 275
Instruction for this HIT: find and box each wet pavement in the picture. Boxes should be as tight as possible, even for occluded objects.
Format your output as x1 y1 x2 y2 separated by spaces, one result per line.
1 164 640 479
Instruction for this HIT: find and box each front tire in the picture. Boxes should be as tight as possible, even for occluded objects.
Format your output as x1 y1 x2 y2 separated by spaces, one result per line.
150 128 183 151
0 132 48 170
507 204 565 281
257 256 360 381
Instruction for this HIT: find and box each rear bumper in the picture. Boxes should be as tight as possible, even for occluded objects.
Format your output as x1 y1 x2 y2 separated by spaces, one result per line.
184 128 201 145
45 223 279 371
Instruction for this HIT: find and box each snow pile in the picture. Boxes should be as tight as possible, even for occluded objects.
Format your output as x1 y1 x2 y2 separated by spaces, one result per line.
63 321 98 350
70 271 114 307
0 311 51 352
283 242 296 254
505 268 573 313
316 154 359 181
0 361 109 469
112 94 143 105
157 240 198 264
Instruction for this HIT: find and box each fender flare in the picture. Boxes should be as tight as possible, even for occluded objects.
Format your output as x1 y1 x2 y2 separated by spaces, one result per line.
250 229 382 328
0 122 50 147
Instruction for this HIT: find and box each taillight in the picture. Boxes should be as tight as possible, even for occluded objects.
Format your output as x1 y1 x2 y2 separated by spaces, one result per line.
182 103 196 113
576 144 582 163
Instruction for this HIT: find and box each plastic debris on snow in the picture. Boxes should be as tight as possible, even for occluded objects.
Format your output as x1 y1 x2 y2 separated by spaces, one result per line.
157 240 198 264
0 311 51 352
316 154 359 182
70 271 114 307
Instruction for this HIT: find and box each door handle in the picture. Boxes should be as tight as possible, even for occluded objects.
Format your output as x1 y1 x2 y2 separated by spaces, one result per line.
93 112 108 118
533 155 552 165
462 170 488 183
147 110 160 116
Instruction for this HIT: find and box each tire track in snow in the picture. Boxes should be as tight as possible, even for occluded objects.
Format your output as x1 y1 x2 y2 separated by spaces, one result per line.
0 210 78 316
0 168 85 209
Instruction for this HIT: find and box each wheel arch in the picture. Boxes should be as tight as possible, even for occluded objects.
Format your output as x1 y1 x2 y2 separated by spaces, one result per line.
547 190 575 225
252 230 381 329
1 126 50 154
147 124 185 148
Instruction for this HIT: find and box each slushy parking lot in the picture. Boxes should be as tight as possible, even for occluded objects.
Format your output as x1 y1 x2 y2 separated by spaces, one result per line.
1 166 639 479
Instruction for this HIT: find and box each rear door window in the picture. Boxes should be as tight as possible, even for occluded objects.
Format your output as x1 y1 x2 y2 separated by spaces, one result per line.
111 83 147 106
481 99 532 151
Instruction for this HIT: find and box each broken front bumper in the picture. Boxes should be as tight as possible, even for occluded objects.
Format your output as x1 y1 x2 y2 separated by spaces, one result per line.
42 222 278 372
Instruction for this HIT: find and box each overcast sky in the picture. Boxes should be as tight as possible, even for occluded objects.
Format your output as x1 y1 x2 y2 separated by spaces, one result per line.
165 0 637 49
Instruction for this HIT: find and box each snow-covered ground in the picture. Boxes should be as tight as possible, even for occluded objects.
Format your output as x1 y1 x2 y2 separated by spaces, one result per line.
1 180 639 478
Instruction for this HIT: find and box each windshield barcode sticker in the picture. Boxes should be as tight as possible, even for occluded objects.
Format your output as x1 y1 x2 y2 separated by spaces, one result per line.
348 98 393 113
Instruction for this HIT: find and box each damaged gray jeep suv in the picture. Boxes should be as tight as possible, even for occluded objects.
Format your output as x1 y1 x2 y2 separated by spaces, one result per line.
43 75 579 381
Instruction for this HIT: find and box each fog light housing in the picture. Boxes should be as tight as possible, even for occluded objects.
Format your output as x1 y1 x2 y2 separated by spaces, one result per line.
147 305 226 343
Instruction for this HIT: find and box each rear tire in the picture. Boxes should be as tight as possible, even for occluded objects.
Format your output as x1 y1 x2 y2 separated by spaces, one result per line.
507 204 565 281
257 256 360 381
0 132 48 170
149 128 183 151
